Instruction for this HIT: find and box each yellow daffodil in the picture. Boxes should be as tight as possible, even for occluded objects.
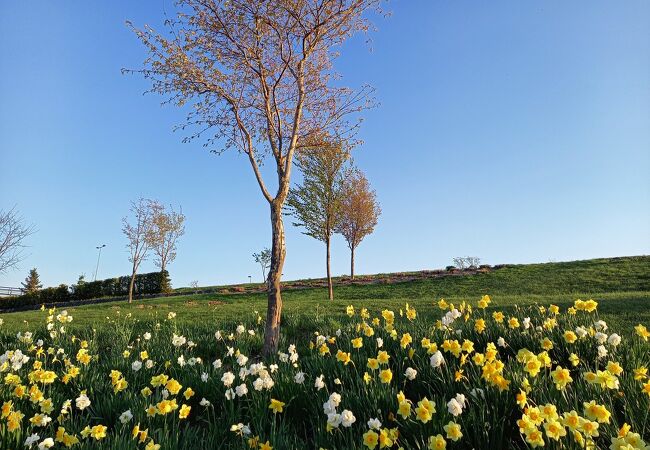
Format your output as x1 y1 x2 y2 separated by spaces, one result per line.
269 399 285 414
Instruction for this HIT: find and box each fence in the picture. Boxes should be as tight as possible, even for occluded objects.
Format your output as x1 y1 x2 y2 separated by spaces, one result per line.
0 286 23 297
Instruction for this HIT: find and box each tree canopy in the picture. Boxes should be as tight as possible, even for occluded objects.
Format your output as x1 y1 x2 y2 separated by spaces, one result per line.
336 169 381 278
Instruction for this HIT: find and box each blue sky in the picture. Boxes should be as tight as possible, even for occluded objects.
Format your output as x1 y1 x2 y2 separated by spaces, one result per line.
1 1 648 289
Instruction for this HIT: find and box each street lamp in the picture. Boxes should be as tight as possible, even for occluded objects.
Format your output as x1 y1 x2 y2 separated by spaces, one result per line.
248 275 252 284
93 244 106 281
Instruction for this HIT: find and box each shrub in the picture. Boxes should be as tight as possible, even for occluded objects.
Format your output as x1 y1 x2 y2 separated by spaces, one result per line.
1 270 171 309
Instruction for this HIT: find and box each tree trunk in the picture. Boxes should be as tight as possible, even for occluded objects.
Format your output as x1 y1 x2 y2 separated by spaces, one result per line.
128 269 136 303
350 246 355 280
326 237 333 301
263 201 286 357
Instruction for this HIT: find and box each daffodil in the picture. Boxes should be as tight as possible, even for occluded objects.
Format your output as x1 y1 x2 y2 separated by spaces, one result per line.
415 397 435 423
269 399 285 414
179 404 191 419
583 401 610 423
145 440 161 450
89 425 107 440
551 366 572 390
443 421 462 441
398 400 411 419
379 369 392 384
635 324 650 341
543 420 566 441
363 430 378 449
336 350 351 365
428 434 446 450
165 378 182 395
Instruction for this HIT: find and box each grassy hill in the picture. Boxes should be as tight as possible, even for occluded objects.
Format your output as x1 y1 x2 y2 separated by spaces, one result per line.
0 256 648 335
2 256 648 449
177 255 650 296
289 255 650 299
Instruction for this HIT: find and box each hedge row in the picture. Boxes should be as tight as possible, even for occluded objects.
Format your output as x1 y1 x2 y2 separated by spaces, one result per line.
1 271 171 309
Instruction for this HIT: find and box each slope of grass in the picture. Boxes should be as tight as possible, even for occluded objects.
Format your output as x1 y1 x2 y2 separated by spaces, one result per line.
174 255 650 296
1 256 648 338
0 260 649 449
329 255 650 300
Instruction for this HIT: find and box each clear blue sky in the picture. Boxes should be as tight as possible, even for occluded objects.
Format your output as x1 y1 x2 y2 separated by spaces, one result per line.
1 1 648 289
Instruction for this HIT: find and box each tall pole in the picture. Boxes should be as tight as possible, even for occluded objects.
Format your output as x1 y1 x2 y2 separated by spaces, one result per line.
94 244 106 281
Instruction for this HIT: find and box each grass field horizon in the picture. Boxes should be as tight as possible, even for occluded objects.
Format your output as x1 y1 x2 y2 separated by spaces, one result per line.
2 255 648 336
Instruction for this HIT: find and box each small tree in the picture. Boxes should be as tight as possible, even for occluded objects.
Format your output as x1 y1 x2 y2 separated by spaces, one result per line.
336 169 381 279
149 202 186 292
452 257 467 270
122 198 155 303
453 256 481 270
21 268 42 295
466 256 481 269
286 141 351 300
253 248 272 283
0 207 35 274
127 0 380 355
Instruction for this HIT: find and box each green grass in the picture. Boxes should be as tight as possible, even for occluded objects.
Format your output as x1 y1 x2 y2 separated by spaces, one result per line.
173 255 650 294
0 256 649 449
1 256 649 337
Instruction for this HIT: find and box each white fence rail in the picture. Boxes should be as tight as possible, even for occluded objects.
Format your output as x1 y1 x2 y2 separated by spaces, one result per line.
0 286 23 297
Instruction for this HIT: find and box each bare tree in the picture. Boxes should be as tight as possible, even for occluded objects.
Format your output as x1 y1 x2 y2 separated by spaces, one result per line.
122 199 155 303
126 0 380 355
0 207 35 275
149 202 186 275
452 256 481 270
336 169 380 279
286 141 351 300
452 257 467 270
466 256 481 269
253 248 272 283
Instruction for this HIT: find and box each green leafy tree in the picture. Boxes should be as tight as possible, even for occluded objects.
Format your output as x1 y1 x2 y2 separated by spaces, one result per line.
286 142 352 300
21 268 42 295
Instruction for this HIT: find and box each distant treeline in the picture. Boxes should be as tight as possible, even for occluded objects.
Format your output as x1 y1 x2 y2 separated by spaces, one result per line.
1 271 170 309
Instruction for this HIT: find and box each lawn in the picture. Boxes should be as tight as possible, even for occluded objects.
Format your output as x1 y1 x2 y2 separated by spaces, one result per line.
0 256 649 449
1 256 649 336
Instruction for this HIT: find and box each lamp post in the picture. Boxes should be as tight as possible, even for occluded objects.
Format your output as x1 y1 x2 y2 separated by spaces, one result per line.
93 244 106 281
248 275 252 284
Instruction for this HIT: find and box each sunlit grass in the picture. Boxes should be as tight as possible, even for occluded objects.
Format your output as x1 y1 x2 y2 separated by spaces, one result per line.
0 294 649 449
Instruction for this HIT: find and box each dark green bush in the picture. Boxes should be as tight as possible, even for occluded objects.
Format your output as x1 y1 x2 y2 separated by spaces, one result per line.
0 271 171 309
